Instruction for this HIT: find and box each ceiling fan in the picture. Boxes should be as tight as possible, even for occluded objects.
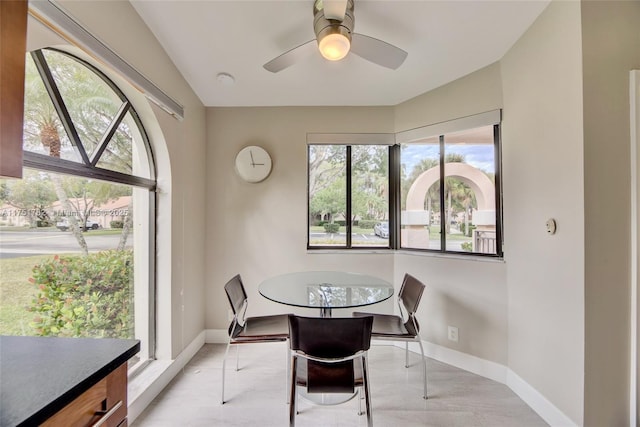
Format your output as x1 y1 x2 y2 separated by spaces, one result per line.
263 0 408 73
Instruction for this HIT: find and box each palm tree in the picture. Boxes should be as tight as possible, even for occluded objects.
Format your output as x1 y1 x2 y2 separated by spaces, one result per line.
23 49 137 255
23 52 90 255
450 180 476 236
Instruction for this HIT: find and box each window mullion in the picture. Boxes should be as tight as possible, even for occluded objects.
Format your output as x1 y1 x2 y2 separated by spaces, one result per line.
91 101 130 166
30 50 91 166
346 145 352 248
389 145 400 249
494 124 503 256
439 135 446 251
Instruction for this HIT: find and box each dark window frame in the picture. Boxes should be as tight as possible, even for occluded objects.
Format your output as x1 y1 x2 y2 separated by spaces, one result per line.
22 48 158 358
306 144 392 250
307 118 503 258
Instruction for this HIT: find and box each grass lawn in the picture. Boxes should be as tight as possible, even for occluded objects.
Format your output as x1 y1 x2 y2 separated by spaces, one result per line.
0 254 53 335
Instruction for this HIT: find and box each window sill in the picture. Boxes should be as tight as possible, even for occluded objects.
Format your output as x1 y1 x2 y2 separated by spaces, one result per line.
307 248 394 255
396 249 504 263
128 358 172 405
307 247 504 263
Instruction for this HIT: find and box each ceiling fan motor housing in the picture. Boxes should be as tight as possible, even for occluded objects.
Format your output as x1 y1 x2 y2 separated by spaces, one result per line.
313 0 355 45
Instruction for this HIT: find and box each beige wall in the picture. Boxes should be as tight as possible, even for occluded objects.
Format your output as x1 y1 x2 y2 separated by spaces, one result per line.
581 2 640 425
394 62 504 131
501 1 585 424
55 1 208 359
393 62 508 365
205 107 396 326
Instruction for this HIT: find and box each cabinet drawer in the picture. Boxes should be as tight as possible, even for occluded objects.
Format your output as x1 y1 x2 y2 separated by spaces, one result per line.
41 363 127 427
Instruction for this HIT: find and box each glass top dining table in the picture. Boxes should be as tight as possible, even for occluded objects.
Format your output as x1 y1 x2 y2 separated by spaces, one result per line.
258 271 394 317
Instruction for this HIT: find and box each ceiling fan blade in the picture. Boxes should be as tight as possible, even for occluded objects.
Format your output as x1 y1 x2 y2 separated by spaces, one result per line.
323 0 348 21
263 39 317 73
350 33 408 70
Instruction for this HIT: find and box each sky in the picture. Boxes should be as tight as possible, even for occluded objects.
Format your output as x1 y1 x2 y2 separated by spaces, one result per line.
401 143 495 175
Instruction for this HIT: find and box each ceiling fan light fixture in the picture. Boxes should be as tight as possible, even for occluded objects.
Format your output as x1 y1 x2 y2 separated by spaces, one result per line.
263 0 407 73
318 33 350 61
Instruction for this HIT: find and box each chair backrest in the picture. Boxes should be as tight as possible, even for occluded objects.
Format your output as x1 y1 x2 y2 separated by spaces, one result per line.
398 274 425 336
288 315 373 358
399 273 425 316
224 274 248 315
224 274 248 336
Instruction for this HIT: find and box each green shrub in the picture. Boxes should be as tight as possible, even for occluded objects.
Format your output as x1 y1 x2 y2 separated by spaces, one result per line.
461 242 473 252
358 220 376 229
110 220 124 229
324 223 340 233
28 250 134 339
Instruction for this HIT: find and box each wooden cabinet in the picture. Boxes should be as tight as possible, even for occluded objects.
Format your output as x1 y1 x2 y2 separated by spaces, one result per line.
0 0 27 179
41 363 128 427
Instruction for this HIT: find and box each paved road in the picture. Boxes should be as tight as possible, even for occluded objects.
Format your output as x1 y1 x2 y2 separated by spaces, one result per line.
0 230 131 259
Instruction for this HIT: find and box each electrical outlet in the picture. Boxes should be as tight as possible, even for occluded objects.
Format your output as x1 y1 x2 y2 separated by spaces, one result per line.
448 326 459 342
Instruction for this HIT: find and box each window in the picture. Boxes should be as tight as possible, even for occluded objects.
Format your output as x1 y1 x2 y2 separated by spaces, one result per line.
0 48 155 370
307 135 393 248
307 111 503 257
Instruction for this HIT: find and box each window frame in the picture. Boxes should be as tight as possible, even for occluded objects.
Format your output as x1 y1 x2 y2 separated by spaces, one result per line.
307 111 503 258
306 133 395 250
20 47 157 363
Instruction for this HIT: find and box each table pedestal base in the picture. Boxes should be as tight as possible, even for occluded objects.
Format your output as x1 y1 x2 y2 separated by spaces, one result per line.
300 390 358 405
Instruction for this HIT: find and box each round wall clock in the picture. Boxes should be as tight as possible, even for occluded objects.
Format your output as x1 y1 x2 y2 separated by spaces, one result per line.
234 145 272 183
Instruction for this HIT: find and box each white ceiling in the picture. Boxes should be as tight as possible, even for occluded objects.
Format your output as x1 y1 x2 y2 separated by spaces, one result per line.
130 0 550 107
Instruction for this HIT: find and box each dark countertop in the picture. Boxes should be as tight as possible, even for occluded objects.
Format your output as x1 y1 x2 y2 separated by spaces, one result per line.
0 336 140 427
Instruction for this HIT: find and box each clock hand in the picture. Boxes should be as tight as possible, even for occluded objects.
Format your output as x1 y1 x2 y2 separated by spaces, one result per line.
254 163 265 166
250 150 255 167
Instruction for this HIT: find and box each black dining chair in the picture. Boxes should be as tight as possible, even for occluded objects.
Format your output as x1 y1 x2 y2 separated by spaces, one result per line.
221 274 290 404
353 273 428 399
288 315 374 427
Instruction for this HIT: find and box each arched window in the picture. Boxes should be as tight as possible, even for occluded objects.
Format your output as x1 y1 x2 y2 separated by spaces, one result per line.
0 48 156 370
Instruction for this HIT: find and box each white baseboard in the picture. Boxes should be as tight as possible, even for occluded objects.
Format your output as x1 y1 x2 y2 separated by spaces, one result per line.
506 370 578 427
415 340 508 384
128 330 206 423
402 340 577 427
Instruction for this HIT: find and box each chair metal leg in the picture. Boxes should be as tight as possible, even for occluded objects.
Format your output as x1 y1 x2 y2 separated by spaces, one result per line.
405 341 409 368
221 340 232 404
289 355 298 427
286 345 291 404
361 354 373 427
417 337 428 399
235 344 240 371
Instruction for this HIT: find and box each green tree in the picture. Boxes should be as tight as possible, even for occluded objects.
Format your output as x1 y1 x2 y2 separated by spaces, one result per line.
309 145 390 227
452 180 476 236
23 52 90 253
351 146 388 222
23 50 136 254
310 179 345 225
2 171 57 227
443 153 465 234
308 145 345 200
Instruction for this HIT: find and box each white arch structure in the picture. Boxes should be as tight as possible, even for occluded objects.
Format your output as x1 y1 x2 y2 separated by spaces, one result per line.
402 163 496 249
